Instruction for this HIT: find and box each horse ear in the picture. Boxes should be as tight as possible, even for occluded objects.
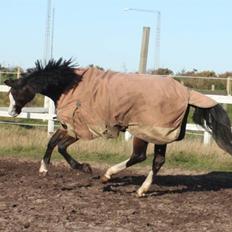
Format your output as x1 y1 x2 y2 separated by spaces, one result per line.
4 79 26 88
4 79 17 87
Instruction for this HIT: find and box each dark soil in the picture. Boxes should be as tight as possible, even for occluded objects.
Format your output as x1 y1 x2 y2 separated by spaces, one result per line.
0 158 232 232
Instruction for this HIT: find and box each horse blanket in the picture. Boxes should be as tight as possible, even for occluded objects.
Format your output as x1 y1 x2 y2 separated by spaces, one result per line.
56 68 217 144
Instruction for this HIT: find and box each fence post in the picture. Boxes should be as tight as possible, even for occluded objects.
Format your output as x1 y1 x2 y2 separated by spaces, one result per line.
223 77 231 111
226 77 231 95
16 67 20 79
125 131 132 141
211 84 215 91
48 98 55 135
43 96 50 122
44 96 50 108
203 131 211 145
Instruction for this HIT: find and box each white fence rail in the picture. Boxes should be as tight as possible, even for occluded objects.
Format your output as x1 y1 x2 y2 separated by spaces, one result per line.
0 84 232 142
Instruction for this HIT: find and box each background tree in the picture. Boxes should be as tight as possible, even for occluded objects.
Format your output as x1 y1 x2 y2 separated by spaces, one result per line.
150 68 173 75
88 64 104 71
219 72 232 78
177 69 217 77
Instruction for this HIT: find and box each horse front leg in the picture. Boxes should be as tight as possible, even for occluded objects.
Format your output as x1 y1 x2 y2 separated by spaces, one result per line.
39 128 67 175
137 144 167 197
39 128 91 175
57 136 92 174
101 137 148 182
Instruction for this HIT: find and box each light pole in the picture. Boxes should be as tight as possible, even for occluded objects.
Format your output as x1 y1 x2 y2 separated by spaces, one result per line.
124 8 161 71
44 0 52 63
44 0 55 134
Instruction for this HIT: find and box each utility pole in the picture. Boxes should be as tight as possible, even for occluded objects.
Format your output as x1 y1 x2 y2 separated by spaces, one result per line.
124 8 161 71
139 27 150 73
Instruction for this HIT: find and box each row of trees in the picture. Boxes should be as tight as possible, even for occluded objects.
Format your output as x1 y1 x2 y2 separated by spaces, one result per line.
150 68 232 92
151 68 232 78
0 64 231 78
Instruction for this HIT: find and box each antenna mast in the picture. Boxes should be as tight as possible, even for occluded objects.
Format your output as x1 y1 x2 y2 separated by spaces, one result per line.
51 7 55 59
44 0 52 62
155 11 161 70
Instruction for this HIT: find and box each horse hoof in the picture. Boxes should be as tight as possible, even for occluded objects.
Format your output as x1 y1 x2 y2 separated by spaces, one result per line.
100 175 110 184
81 163 92 174
39 160 48 176
136 189 146 198
39 171 48 177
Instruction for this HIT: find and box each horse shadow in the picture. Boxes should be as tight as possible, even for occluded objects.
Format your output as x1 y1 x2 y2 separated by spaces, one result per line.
101 171 232 196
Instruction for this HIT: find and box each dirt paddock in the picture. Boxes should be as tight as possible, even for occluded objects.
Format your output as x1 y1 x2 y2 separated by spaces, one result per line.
0 158 232 232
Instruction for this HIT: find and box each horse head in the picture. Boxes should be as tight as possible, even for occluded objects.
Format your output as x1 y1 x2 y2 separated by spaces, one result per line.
4 58 80 117
4 78 36 117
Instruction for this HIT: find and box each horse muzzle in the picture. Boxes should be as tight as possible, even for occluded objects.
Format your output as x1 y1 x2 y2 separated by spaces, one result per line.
8 106 21 117
8 110 19 117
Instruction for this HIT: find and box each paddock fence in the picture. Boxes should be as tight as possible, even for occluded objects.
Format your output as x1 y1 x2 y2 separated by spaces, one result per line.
0 73 232 144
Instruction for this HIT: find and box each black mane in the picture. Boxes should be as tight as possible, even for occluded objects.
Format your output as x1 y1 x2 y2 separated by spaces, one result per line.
23 58 82 103
32 58 76 74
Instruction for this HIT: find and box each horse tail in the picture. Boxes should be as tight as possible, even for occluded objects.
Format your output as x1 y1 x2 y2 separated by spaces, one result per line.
192 104 232 155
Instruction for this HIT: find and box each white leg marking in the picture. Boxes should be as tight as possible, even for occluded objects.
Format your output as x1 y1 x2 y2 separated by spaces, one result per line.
125 131 133 141
137 170 154 197
8 93 18 117
39 160 48 174
104 159 130 179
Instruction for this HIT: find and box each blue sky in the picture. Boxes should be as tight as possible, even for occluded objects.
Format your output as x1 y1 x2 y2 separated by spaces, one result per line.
1 0 232 73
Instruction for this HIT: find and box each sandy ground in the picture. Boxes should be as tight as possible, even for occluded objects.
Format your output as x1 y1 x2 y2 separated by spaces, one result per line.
0 158 232 232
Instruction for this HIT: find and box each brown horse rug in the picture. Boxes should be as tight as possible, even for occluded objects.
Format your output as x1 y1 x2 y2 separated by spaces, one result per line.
56 68 216 144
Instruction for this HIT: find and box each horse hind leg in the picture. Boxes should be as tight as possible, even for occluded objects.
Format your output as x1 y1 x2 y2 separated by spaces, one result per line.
137 144 166 197
101 137 148 183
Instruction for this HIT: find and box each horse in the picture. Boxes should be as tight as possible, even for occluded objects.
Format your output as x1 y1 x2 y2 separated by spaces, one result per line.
4 58 232 197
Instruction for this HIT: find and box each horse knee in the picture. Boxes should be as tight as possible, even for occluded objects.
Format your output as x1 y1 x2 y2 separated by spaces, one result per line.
58 144 66 154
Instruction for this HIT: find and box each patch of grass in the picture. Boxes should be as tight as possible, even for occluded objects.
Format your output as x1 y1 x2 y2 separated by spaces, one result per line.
167 140 232 172
0 125 232 172
166 151 228 171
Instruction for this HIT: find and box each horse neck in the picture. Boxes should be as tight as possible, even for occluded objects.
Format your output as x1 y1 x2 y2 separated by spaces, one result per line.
39 86 63 104
31 76 75 104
